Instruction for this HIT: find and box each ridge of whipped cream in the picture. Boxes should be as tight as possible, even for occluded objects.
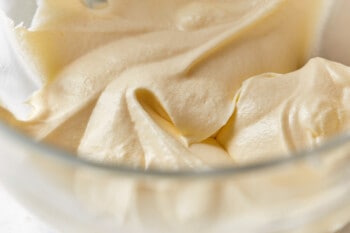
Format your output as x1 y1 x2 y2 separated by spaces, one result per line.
0 0 338 170
217 57 350 164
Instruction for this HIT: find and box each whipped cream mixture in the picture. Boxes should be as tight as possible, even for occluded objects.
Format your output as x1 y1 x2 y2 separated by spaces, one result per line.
2 2 350 233
1 0 343 170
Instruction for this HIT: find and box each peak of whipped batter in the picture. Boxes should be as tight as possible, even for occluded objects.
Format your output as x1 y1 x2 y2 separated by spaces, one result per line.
218 57 350 164
0 0 341 170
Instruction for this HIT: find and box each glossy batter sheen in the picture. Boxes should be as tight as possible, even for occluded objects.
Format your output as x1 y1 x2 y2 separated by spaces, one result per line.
2 0 337 169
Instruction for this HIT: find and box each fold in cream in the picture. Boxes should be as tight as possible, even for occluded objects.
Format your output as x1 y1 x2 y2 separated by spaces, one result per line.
218 58 350 164
2 0 333 169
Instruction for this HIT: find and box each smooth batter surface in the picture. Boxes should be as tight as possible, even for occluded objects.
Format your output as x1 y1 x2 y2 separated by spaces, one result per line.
0 0 339 170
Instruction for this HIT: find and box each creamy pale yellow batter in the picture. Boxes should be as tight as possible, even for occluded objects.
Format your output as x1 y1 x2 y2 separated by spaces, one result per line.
2 1 350 233
1 0 342 170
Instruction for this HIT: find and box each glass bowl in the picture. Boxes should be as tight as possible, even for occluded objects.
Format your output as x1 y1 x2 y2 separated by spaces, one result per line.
0 1 350 233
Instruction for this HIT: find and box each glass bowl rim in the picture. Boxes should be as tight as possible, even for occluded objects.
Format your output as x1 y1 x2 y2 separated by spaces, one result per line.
1 119 350 178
